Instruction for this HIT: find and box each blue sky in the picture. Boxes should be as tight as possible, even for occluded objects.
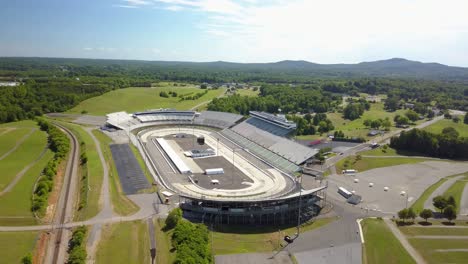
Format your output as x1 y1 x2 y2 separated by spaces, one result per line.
1 0 468 66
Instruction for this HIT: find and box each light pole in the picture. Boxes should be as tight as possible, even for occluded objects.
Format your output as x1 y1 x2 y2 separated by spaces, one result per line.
232 149 236 185
296 169 304 238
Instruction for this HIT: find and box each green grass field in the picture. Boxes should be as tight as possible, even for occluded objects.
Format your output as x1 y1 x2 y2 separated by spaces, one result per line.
400 227 468 236
359 145 425 157
422 118 468 137
96 220 150 264
67 86 225 115
0 128 32 157
411 178 449 213
211 217 337 255
336 155 426 173
92 130 139 216
409 238 468 264
443 173 468 212
0 231 38 263
328 102 409 139
235 88 260 97
55 121 104 220
0 150 53 225
0 120 38 128
0 130 48 191
362 218 415 264
154 218 176 264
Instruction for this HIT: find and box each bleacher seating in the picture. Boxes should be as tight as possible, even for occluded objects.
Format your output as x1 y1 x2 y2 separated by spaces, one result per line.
220 129 300 173
193 111 243 129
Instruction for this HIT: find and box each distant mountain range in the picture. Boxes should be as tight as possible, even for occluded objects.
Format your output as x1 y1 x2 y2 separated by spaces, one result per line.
2 57 468 81
188 58 468 80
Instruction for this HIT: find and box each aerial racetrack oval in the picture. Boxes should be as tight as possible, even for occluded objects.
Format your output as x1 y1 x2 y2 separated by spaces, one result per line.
106 109 327 225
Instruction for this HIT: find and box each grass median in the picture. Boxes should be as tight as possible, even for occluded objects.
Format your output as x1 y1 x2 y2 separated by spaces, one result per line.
96 220 150 264
362 218 415 264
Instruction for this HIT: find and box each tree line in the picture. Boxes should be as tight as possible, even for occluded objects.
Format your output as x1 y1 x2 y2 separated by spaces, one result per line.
390 127 468 159
165 208 212 264
32 119 70 215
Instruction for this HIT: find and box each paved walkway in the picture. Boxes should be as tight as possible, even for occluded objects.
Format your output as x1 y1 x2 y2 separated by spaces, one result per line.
435 249 468 252
85 127 113 264
412 235 468 239
424 175 465 211
384 218 426 264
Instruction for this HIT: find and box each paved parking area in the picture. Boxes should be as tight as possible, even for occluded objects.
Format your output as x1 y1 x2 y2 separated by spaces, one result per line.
328 161 468 213
294 242 361 264
192 156 253 190
215 252 292 264
110 144 151 194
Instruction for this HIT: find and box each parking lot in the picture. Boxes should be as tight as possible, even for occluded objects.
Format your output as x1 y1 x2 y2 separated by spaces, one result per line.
328 161 468 213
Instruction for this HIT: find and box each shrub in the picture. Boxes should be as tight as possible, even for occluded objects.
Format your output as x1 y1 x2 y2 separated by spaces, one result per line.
165 208 183 230
419 209 433 223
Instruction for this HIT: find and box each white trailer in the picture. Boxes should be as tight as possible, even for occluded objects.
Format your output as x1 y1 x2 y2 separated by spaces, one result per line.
338 187 353 199
205 168 224 175
342 169 357 175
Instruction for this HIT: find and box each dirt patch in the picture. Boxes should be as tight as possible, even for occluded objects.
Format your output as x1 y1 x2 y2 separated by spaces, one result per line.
43 159 67 222
33 232 49 264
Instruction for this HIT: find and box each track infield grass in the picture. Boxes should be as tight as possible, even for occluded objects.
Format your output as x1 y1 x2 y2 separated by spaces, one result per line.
361 218 415 264
0 231 38 264
96 220 150 264
67 86 226 115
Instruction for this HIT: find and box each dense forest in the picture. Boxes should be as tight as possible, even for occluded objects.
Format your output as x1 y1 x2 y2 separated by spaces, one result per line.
0 57 467 124
208 85 341 114
390 128 468 159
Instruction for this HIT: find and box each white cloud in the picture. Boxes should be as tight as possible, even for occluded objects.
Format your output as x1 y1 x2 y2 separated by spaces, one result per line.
114 0 468 64
83 47 93 51
125 0 151 5
114 4 140 8
194 0 468 64
165 5 184 11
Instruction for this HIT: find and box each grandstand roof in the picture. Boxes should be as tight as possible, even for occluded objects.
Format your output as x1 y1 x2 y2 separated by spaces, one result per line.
250 111 297 129
231 119 318 164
